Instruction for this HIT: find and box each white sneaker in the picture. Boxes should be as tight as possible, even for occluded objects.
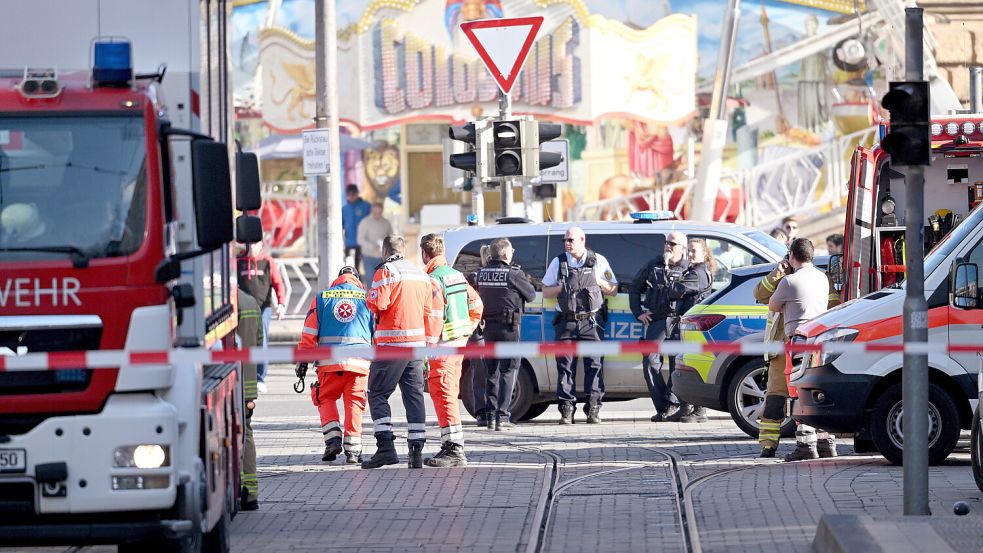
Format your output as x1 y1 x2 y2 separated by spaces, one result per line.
257 382 268 394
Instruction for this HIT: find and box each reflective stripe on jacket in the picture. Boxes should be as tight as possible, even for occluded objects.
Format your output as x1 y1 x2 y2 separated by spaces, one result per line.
299 274 374 374
426 255 483 343
368 257 442 346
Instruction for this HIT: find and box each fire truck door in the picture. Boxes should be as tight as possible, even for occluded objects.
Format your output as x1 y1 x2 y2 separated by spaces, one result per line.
844 148 876 301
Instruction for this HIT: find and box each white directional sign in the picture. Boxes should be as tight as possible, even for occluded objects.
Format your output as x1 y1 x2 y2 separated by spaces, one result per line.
540 139 569 183
301 128 331 176
461 16 543 94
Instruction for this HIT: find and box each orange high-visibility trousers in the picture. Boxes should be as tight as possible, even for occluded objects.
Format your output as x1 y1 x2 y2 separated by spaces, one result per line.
311 369 368 453
428 354 464 445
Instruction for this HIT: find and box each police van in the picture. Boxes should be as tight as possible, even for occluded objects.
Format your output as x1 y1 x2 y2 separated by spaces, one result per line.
443 213 787 420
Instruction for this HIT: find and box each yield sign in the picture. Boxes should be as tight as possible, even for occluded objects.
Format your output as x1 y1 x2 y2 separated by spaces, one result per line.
461 16 544 95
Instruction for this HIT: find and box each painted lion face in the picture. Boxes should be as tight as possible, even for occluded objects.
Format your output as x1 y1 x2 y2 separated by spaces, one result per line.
364 146 399 197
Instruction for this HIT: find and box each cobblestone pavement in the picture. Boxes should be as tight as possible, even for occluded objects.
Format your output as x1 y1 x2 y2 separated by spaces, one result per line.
10 373 983 553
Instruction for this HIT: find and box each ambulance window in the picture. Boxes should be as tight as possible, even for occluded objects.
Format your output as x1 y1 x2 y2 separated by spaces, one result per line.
966 235 983 272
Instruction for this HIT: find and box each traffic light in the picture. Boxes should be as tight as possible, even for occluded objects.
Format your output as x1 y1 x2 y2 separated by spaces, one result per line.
448 122 478 173
536 122 563 173
881 81 930 166
492 120 523 176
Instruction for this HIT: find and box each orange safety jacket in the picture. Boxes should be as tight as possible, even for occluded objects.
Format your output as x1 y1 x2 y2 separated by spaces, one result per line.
424 255 484 346
367 256 444 347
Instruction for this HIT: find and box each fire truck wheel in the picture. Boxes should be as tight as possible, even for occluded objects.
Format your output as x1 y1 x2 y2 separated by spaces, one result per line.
971 408 983 493
869 382 961 466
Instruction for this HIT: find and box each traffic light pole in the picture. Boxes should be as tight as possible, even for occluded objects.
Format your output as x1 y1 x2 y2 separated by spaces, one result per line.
902 6 929 517
499 89 514 218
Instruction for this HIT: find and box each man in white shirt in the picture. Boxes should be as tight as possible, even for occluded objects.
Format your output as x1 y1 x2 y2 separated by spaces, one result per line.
542 227 618 424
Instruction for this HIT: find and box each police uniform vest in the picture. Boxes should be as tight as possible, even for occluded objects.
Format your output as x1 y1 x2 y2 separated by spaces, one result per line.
476 260 521 326
556 250 603 316
429 264 473 341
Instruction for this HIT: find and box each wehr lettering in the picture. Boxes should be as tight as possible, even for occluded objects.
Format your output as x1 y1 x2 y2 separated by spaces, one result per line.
0 277 81 308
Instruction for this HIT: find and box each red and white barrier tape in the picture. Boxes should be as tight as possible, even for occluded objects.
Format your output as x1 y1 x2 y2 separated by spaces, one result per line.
0 341 978 371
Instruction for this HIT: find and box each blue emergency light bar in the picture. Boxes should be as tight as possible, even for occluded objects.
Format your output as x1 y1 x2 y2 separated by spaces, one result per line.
630 211 675 221
93 39 132 86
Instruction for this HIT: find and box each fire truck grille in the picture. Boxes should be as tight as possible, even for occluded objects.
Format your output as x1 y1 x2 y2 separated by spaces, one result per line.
0 326 102 396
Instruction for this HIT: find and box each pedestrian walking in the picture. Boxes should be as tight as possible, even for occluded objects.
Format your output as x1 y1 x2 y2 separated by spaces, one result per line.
295 266 373 464
236 239 286 393
758 238 837 461
667 238 716 423
466 244 493 427
629 231 689 422
420 234 483 467
475 238 536 430
542 227 618 424
357 201 393 288
237 291 262 511
361 235 443 469
342 185 372 274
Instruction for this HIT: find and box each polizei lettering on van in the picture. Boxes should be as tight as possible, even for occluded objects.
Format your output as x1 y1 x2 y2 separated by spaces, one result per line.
0 277 82 307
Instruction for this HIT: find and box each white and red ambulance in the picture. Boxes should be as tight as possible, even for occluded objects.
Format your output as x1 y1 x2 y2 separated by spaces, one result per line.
792 116 983 465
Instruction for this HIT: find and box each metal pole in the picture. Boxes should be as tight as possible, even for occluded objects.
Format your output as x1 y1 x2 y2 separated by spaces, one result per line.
970 66 982 113
902 6 929 517
692 0 741 221
315 0 344 292
499 90 513 218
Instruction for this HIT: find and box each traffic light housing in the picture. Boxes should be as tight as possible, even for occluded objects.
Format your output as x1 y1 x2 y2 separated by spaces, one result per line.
492 120 523 176
881 81 930 166
536 123 563 173
448 122 478 173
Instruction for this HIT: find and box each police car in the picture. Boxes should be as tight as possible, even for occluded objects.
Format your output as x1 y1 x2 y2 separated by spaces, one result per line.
443 212 787 420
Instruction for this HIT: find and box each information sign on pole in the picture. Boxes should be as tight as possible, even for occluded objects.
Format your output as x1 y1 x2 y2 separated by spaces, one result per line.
540 139 569 183
302 128 331 176
461 16 543 94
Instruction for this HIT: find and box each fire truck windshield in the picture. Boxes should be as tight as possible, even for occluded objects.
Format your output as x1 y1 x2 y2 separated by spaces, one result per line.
923 202 983 279
0 115 146 262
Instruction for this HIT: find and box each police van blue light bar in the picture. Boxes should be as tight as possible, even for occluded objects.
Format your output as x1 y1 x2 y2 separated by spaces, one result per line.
630 211 675 221
92 38 133 86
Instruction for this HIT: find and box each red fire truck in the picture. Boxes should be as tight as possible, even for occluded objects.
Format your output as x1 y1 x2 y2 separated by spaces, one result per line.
0 1 261 550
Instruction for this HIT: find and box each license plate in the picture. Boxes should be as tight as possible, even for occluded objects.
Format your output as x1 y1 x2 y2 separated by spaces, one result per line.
0 449 26 473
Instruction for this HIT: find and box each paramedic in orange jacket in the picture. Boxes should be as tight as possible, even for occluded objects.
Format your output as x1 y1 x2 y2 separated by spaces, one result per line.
361 235 444 469
296 266 373 464
420 234 483 468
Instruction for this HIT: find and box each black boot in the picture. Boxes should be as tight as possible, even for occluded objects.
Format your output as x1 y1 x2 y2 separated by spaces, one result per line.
665 403 691 422
424 442 468 467
817 437 838 458
408 440 424 469
651 403 680 422
344 451 362 464
322 438 343 462
475 413 488 427
680 405 708 423
559 404 575 425
586 405 602 424
486 416 495 430
361 432 399 469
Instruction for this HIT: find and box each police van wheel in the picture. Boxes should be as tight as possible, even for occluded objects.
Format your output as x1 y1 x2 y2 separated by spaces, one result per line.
519 402 551 421
970 408 983 492
509 366 535 422
869 382 961 466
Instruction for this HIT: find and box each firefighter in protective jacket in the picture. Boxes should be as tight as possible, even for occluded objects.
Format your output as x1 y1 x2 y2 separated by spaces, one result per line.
755 245 839 459
296 266 374 464
420 234 483 467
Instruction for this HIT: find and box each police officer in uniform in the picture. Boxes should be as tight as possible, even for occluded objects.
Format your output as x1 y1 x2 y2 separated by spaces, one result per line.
542 227 618 424
475 238 536 430
629 231 689 422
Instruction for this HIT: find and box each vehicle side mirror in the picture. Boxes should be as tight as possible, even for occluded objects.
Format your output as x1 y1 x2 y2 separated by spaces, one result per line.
236 151 262 211
236 214 263 244
191 139 234 250
951 262 980 309
828 254 844 292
